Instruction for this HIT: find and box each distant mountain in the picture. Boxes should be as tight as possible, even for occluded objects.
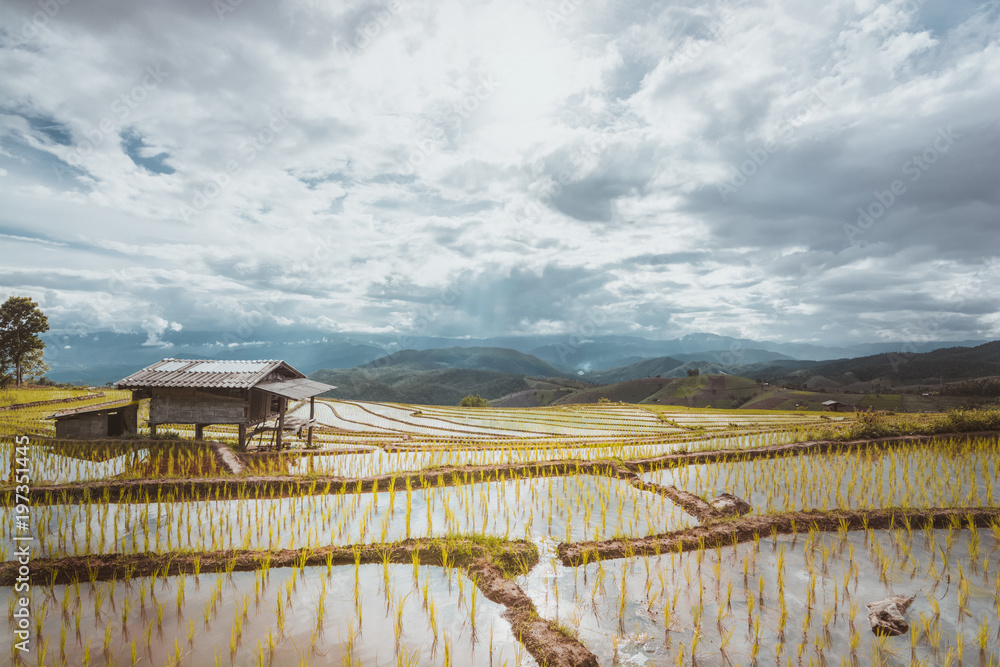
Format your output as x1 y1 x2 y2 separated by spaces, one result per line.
770 341 1000 386
528 333 989 372
41 330 387 385
309 367 530 405
670 348 795 364
360 346 571 377
307 346 576 405
581 353 812 386
40 326 992 388
585 356 686 385
493 372 996 412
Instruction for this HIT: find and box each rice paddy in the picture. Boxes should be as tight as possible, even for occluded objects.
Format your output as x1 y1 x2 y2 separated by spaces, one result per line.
2 388 998 666
539 526 1000 665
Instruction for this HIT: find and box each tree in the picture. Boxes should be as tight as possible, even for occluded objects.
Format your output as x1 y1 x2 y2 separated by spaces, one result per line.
0 297 49 386
20 349 49 383
459 394 491 407
686 368 700 377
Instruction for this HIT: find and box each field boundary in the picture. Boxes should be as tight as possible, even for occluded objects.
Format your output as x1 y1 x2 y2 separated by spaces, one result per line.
0 392 105 411
557 506 1000 565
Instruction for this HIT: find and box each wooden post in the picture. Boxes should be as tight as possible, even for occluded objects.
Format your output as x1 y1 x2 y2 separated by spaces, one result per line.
150 423 157 437
238 423 246 450
276 397 285 450
307 396 315 448
195 423 205 440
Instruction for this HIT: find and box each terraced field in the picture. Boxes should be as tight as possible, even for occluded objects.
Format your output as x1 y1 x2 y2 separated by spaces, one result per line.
2 388 998 666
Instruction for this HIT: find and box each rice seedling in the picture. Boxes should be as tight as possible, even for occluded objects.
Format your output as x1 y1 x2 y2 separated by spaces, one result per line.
5 388 996 667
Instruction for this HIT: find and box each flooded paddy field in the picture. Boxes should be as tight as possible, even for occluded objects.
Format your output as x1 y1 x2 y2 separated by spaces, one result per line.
537 526 1000 666
2 562 532 667
1 475 695 560
3 396 998 666
641 436 1000 513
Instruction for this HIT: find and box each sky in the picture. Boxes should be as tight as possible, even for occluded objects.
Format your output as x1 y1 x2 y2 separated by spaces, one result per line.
1 0 998 352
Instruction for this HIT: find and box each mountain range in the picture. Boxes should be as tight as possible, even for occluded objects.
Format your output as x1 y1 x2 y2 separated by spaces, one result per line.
40 327 994 392
309 342 1000 406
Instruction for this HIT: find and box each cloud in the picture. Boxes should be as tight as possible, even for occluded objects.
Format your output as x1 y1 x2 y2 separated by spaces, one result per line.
140 315 182 347
0 0 997 347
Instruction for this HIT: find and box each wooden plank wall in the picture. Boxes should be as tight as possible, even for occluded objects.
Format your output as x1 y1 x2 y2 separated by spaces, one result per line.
55 414 106 439
149 387 247 424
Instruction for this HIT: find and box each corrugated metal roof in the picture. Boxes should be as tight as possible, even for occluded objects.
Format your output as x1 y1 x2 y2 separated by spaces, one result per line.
182 360 271 373
49 400 138 420
255 378 337 400
115 359 305 389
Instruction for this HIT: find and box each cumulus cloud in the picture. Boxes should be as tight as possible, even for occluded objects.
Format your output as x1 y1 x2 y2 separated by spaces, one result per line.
140 315 182 347
0 0 997 346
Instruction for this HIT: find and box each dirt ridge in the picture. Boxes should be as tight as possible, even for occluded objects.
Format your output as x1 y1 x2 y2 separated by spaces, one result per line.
557 506 1000 565
0 392 105 412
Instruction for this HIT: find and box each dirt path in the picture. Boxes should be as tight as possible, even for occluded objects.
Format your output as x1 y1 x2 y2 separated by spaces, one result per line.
557 506 1000 565
472 557 598 667
207 440 245 474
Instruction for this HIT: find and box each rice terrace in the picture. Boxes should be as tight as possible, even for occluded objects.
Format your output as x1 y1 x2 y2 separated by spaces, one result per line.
3 2 1000 665
2 365 1000 666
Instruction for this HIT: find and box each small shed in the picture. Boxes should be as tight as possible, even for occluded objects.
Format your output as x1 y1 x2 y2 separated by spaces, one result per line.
51 402 139 439
115 359 336 449
822 400 845 412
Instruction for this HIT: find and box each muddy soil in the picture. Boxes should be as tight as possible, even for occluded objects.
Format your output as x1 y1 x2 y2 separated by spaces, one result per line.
557 506 1000 565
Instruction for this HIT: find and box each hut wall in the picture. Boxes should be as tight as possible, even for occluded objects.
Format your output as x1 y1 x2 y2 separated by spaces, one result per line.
149 387 248 424
55 414 107 439
247 388 278 424
54 404 138 439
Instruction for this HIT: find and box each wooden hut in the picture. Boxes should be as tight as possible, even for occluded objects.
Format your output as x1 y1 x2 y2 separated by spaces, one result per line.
822 400 845 412
116 359 335 449
51 402 139 439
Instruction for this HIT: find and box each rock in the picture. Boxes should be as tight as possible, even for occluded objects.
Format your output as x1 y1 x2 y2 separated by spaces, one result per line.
866 594 916 636
708 493 753 516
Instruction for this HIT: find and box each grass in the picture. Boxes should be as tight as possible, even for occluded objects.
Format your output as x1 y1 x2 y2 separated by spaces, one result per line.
817 406 1000 440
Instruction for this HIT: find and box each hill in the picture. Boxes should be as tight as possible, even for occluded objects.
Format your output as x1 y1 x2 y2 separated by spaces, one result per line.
310 346 576 405
494 373 996 412
309 366 532 405
582 354 813 385
764 341 1000 387
584 356 686 384
360 346 571 377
